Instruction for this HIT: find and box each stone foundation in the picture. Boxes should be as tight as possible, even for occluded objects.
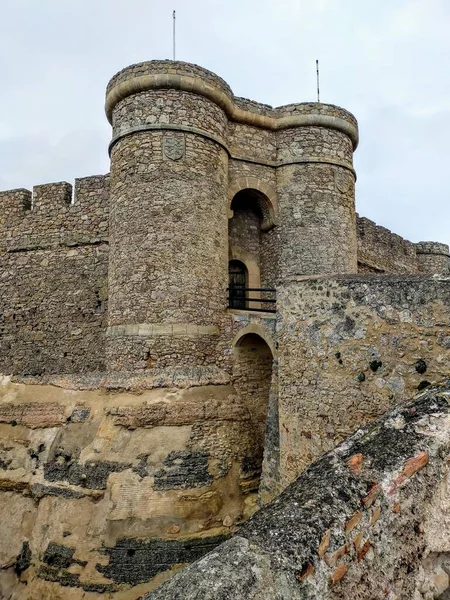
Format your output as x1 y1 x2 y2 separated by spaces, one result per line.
0 376 262 599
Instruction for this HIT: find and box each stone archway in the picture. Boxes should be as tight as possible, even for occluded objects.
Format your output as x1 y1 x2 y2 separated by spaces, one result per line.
228 186 279 295
227 178 278 232
232 331 274 500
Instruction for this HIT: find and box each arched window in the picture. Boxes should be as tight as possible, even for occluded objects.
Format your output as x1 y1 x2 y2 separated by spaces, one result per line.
228 260 248 309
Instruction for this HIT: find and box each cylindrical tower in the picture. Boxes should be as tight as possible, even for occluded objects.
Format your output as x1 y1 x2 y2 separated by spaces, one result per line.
416 242 450 275
276 103 359 277
105 61 230 371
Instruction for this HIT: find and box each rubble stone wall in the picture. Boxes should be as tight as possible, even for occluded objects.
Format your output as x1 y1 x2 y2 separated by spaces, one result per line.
356 216 450 275
357 215 418 274
275 274 450 489
107 75 230 372
0 176 109 376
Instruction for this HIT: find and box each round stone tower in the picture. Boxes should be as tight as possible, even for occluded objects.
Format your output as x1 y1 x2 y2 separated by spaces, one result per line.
105 61 230 372
276 103 359 277
416 241 450 275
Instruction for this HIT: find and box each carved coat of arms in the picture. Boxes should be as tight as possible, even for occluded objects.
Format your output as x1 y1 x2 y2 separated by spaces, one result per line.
335 170 354 194
163 135 185 161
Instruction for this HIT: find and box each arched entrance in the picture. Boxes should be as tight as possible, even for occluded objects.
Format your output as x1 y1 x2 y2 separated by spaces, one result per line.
232 332 274 499
228 260 248 309
228 187 279 299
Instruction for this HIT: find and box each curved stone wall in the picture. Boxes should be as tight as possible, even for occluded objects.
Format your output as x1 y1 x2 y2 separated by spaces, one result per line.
106 61 359 150
277 125 357 276
416 242 450 275
107 65 230 372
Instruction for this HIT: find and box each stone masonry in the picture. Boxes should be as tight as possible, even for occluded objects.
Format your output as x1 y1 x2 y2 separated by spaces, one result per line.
0 59 449 598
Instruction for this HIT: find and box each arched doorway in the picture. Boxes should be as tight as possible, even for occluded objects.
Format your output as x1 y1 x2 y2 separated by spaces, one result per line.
228 188 279 295
232 332 274 502
228 260 248 309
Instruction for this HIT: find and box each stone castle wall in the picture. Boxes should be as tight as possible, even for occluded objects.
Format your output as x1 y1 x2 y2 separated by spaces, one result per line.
356 215 419 273
0 176 109 376
0 60 448 378
357 215 450 275
274 274 450 490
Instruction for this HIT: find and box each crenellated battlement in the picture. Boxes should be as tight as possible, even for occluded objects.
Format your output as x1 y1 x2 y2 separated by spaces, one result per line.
32 181 72 211
0 174 109 252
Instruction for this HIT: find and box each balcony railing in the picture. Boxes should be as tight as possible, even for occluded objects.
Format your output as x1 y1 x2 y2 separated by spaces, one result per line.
227 287 276 313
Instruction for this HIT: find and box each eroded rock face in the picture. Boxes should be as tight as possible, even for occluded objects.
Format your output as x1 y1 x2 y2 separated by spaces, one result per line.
0 378 262 599
146 383 450 600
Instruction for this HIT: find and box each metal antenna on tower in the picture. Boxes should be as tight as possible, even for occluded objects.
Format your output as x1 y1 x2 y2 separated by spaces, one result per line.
173 10 176 61
316 59 320 103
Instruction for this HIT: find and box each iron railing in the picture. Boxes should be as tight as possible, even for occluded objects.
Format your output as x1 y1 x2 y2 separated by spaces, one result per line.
227 287 276 313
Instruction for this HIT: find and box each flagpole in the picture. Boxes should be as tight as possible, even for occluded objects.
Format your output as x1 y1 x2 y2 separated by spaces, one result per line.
173 10 176 61
316 59 320 102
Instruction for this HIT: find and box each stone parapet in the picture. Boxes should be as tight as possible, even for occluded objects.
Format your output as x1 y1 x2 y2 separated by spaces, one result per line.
416 241 450 256
0 175 109 251
105 61 359 149
107 323 220 338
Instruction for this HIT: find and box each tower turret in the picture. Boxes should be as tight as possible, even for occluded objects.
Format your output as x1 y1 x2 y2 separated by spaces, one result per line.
276 103 359 277
105 61 230 372
416 241 450 275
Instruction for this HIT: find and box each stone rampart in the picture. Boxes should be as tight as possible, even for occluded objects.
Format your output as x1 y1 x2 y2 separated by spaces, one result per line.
275 274 450 489
0 175 109 375
357 216 450 275
146 383 450 600
357 215 418 273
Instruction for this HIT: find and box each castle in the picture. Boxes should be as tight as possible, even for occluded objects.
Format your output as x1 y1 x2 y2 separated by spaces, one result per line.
1 60 450 599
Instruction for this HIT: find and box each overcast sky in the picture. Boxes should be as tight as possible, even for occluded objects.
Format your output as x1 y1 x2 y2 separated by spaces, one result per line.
0 0 449 246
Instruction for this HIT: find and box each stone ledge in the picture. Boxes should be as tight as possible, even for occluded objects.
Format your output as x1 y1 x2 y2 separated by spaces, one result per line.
9 367 231 391
107 323 220 338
